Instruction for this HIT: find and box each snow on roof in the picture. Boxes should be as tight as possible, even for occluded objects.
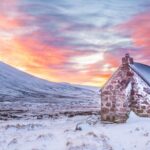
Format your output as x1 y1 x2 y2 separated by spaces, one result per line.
130 62 150 86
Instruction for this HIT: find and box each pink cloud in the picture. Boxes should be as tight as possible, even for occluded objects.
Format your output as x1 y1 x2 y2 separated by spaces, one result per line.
118 11 150 64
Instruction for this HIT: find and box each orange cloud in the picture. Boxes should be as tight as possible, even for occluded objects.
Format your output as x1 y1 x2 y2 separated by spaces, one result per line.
80 52 119 86
0 34 101 85
0 28 118 87
0 37 70 82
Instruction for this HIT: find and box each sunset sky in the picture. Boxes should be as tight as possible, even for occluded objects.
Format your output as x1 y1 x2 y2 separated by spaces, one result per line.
0 0 150 87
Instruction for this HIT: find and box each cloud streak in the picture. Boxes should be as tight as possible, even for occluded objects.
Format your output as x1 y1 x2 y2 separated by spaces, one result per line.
0 0 150 86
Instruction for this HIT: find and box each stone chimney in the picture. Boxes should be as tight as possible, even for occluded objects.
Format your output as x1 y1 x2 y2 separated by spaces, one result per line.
122 53 134 65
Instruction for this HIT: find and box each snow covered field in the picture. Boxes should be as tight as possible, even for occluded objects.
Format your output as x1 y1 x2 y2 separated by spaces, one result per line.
1 61 150 150
0 112 150 150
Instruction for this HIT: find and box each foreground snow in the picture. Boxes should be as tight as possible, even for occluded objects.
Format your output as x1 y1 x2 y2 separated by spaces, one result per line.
0 112 150 150
0 61 150 150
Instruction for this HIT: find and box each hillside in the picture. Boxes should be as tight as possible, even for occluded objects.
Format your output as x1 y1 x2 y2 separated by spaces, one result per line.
0 62 100 119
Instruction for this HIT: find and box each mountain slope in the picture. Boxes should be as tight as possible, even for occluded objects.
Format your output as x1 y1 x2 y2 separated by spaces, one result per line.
0 61 100 116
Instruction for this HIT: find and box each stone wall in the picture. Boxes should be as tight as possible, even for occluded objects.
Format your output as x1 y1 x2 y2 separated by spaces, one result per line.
131 72 150 117
101 64 150 123
101 65 134 123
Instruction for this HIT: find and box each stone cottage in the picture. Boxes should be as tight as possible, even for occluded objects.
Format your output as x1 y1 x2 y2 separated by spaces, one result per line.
101 54 150 123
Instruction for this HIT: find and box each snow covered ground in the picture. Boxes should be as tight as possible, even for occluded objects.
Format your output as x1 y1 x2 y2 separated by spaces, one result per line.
0 112 150 150
1 61 150 150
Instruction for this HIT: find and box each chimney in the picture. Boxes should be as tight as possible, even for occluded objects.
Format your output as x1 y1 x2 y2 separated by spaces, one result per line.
122 53 134 65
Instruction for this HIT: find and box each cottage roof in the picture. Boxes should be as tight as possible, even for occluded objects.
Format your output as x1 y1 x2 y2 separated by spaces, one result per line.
130 62 150 86
101 54 150 90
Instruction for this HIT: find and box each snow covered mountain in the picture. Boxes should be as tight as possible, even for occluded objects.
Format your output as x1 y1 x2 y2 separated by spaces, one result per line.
0 61 100 118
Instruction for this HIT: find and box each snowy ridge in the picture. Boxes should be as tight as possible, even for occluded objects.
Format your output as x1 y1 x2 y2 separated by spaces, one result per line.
0 61 100 117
